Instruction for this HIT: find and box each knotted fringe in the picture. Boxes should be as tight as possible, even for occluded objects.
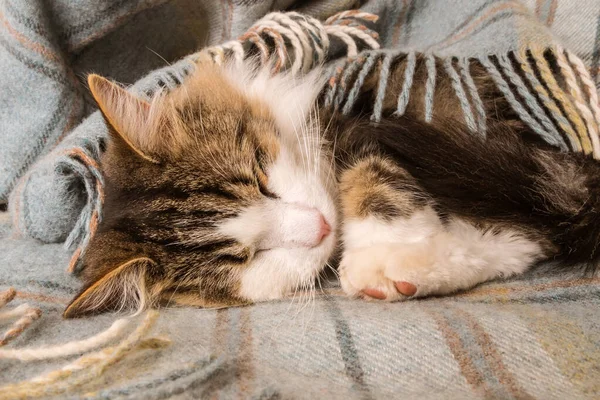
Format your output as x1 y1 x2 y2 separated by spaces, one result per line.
444 58 478 133
207 11 379 75
0 310 167 399
63 10 380 274
424 54 436 123
0 280 166 397
324 46 600 157
395 52 417 117
343 51 382 115
459 58 487 136
0 288 41 347
61 144 105 274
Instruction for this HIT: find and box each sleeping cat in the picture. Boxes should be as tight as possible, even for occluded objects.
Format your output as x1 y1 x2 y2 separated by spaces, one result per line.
63 55 600 317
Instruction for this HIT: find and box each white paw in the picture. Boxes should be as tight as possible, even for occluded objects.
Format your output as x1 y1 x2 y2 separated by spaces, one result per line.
339 242 444 301
340 209 451 301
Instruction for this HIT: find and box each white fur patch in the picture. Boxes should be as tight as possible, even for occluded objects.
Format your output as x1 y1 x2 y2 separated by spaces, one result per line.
340 210 543 300
343 207 442 249
239 246 333 301
219 201 329 250
222 60 326 138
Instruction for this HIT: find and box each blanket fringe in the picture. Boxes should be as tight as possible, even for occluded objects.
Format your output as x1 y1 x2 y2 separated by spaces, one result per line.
206 11 379 74
0 318 129 361
444 57 477 132
0 310 167 399
0 288 41 347
323 46 600 159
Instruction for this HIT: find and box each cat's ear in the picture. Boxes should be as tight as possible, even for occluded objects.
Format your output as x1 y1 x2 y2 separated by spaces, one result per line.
88 74 159 163
63 256 157 318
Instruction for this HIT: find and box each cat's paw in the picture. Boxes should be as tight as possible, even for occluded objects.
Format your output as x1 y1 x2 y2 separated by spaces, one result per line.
339 242 443 301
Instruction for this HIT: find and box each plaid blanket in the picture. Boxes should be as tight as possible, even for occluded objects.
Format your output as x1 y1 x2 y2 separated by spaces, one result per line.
1 0 600 398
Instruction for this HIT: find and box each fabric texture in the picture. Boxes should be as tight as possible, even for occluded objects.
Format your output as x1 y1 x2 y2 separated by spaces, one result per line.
2 0 600 398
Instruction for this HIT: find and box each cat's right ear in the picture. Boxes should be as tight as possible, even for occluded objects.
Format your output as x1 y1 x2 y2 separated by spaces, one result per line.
88 74 159 163
63 256 156 318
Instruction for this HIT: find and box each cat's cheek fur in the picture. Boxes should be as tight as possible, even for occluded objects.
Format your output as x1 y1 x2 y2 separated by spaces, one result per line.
238 245 334 300
236 226 336 301
340 209 544 300
236 126 338 300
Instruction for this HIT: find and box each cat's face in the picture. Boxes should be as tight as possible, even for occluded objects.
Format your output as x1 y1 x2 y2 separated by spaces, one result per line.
64 60 336 317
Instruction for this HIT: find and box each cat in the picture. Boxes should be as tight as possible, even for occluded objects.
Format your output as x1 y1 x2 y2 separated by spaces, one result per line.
63 54 600 318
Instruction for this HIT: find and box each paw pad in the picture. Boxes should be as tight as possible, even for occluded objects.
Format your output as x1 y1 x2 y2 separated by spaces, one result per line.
394 281 417 296
360 288 386 300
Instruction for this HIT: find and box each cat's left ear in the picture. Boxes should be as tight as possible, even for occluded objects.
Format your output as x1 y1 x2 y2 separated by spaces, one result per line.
88 74 159 163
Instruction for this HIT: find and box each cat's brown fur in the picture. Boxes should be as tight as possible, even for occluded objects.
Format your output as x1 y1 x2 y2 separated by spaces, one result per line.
65 62 284 317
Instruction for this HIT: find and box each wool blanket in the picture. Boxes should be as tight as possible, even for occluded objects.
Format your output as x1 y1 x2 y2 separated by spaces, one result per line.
2 0 600 398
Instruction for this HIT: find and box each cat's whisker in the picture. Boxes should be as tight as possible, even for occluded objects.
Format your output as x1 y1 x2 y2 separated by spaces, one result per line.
326 262 340 279
320 112 338 187
146 46 172 66
300 277 313 312
289 110 310 180
297 280 314 335
164 278 185 309
305 109 316 178
285 271 304 317
315 270 323 292
291 290 306 320
311 112 320 166
309 281 317 323
326 136 337 185
316 268 329 296
294 96 314 180
289 270 310 317
298 120 312 181
296 280 313 317
303 280 317 328
310 107 321 177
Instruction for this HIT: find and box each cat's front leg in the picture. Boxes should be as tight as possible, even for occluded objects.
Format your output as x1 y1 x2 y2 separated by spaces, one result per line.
338 156 544 301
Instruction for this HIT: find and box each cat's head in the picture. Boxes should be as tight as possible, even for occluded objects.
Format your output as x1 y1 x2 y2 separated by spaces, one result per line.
64 59 336 318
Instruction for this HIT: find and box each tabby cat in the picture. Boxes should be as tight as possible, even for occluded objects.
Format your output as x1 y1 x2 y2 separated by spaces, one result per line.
63 55 600 317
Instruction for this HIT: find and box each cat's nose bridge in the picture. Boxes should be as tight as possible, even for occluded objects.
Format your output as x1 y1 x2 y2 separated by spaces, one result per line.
258 202 331 249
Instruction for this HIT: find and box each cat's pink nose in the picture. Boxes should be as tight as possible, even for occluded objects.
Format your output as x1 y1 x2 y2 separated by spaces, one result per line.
317 214 331 244
263 203 332 249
